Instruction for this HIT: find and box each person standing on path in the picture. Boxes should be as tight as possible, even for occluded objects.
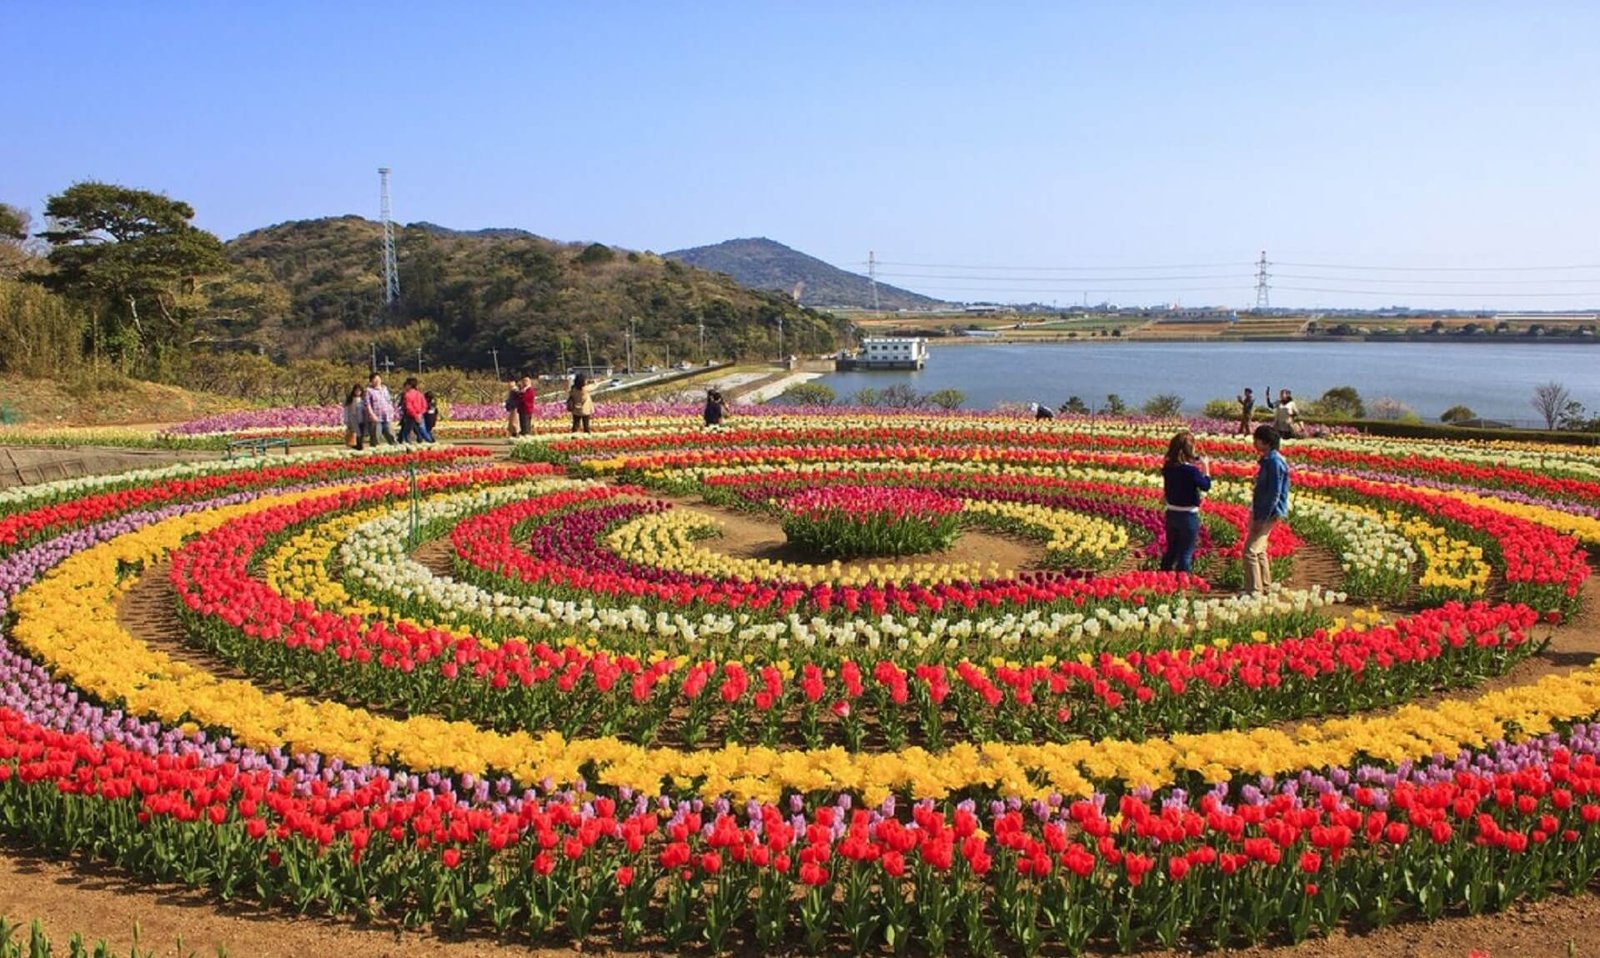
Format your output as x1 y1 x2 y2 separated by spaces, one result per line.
1159 430 1211 573
343 384 365 450
516 375 538 436
1244 424 1291 594
503 379 521 437
398 377 432 443
1236 387 1255 435
363 374 397 446
567 374 596 433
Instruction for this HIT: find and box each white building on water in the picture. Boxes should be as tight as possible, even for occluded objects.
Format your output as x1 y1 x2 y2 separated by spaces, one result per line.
840 337 928 370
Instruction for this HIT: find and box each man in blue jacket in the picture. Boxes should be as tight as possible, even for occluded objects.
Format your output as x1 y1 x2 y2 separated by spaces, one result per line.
1245 424 1291 594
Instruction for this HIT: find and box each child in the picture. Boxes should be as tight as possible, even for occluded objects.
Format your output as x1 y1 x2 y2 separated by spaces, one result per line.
343 384 366 449
424 391 440 442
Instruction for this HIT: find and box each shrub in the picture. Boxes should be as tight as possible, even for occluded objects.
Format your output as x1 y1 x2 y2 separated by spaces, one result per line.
1141 393 1184 418
1202 398 1238 420
778 382 836 406
1368 397 1420 423
1439 405 1477 424
1311 386 1365 419
925 388 965 410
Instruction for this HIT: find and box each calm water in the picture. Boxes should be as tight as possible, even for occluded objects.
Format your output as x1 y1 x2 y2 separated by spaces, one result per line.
816 341 1600 423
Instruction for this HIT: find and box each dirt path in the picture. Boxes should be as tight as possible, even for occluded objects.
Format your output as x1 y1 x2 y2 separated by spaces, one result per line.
8 508 1600 955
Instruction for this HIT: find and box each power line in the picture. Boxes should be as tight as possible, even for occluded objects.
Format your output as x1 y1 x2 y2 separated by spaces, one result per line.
1275 273 1600 286
1275 260 1600 272
1275 285 1600 299
875 272 1245 283
870 260 1247 271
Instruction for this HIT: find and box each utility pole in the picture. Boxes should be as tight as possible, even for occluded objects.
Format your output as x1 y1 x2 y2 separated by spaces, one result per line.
416 347 423 373
777 316 785 363
489 348 500 381
627 317 635 373
698 317 706 363
584 333 592 371
370 342 377 374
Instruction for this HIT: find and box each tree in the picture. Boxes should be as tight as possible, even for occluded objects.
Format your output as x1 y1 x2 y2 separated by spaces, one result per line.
925 388 965 410
1439 405 1477 424
778 382 835 406
0 203 35 280
1061 396 1089 414
877 383 927 409
1140 393 1184 418
1312 386 1365 419
36 181 229 374
1101 394 1126 415
1368 397 1419 423
852 387 882 407
1531 381 1574 430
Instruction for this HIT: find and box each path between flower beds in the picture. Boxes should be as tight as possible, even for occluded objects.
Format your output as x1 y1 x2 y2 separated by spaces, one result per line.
8 510 1600 954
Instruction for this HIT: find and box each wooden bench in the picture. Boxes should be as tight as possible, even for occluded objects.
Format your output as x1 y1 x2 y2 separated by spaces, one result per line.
224 436 291 460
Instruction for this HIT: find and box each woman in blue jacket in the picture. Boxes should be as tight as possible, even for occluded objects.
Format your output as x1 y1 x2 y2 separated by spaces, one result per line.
1159 430 1212 572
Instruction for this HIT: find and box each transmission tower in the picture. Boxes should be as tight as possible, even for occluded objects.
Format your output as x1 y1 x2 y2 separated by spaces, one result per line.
1253 250 1270 309
379 168 400 310
868 250 881 316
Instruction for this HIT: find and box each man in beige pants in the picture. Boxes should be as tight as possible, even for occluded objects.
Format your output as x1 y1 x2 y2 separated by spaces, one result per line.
1244 424 1291 593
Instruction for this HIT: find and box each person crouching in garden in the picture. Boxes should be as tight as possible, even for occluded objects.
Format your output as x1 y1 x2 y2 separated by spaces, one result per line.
1244 424 1291 593
1159 430 1211 572
703 387 727 430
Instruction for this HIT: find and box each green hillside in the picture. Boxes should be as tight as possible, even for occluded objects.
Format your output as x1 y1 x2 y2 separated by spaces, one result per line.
219 217 851 374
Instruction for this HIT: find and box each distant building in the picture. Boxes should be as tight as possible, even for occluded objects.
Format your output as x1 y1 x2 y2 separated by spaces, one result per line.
837 337 928 370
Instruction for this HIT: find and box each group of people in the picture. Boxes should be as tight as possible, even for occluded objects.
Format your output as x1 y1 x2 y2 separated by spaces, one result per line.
1236 386 1302 438
343 374 438 449
1160 423 1290 595
503 374 601 436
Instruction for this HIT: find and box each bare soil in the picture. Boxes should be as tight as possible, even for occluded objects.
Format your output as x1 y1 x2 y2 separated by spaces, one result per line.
7 496 1600 955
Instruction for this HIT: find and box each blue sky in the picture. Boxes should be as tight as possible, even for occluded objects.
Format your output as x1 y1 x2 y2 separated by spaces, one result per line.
6 2 1600 309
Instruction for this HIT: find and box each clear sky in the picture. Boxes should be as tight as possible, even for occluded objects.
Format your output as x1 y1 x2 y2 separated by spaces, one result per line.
6 2 1600 310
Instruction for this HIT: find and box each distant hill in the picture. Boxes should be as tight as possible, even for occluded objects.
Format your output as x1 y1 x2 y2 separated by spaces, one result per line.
216 217 850 372
665 237 946 310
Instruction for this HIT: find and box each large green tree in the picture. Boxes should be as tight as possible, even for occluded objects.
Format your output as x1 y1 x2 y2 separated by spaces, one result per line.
37 182 229 374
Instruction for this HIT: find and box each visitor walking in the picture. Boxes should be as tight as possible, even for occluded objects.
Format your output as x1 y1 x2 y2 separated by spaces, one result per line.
567 374 595 433
1236 387 1256 435
343 384 365 450
1244 424 1291 594
1159 430 1211 573
1265 387 1301 438
398 377 432 443
503 379 521 437
362 374 397 446
423 391 440 441
516 376 538 436
703 387 727 429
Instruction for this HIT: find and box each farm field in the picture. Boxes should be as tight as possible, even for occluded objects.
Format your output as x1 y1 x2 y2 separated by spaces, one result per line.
0 406 1598 956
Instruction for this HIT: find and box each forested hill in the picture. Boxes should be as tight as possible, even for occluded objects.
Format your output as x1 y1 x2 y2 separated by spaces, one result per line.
220 217 851 373
665 238 947 310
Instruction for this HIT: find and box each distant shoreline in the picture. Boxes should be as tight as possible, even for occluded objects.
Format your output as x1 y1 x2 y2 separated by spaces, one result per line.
921 335 1600 348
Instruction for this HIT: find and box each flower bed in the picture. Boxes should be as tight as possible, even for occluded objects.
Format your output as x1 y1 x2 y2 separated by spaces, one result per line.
0 414 1593 953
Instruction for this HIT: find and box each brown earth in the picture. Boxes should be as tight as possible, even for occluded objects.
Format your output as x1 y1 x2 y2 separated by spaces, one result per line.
0 373 248 428
5 492 1600 955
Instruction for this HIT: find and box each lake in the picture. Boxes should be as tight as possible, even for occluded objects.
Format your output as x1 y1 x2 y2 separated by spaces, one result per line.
815 341 1600 423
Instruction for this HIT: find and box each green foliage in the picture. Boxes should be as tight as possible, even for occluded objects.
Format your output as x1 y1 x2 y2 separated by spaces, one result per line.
777 382 836 406
1311 386 1365 419
36 181 229 376
1140 393 1184 418
1531 381 1587 430
1439 404 1477 424
1061 396 1089 414
0 280 85 377
876 384 926 408
575 243 616 265
1101 394 1126 414
1202 397 1238 419
225 218 849 373
925 388 966 410
0 205 25 241
851 387 881 406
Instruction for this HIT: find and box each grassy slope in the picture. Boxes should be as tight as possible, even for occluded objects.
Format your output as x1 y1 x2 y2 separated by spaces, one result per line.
0 374 251 427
